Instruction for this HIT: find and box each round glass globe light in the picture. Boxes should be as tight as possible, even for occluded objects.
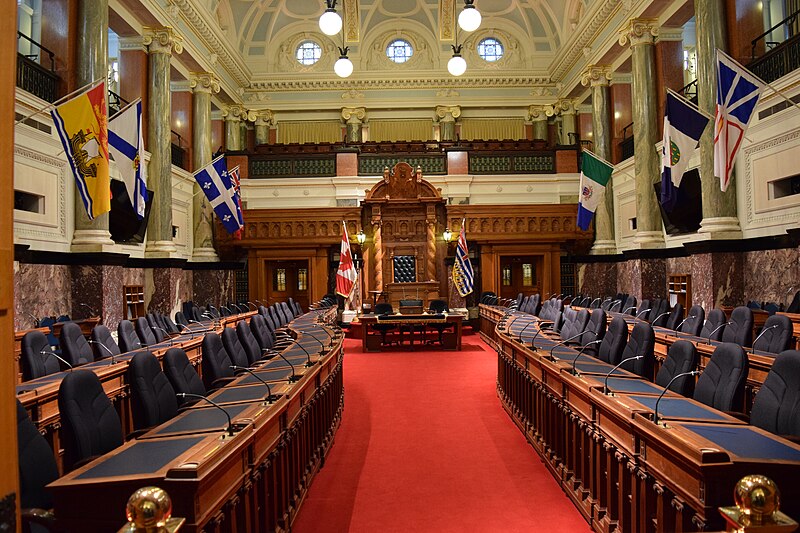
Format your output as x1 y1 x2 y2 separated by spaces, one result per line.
458 6 482 32
447 55 467 76
319 9 342 36
334 56 354 78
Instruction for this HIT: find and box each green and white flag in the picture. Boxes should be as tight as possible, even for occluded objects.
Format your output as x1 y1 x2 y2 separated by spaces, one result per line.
577 150 614 230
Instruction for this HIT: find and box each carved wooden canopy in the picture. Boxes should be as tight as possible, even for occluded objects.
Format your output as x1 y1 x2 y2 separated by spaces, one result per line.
364 162 442 202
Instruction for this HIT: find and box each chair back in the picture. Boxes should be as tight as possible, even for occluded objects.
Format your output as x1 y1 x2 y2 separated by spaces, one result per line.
788 290 800 314
90 325 121 360
637 299 651 318
58 369 123 472
60 321 94 367
118 319 142 352
680 305 705 336
700 309 727 341
753 314 793 354
21 330 61 380
135 317 157 346
201 332 235 389
598 316 629 365
622 295 638 315
147 313 165 342
128 351 178 430
175 311 188 326
649 299 670 326
429 299 449 313
163 314 180 334
278 302 294 324
655 340 698 396
580 309 607 353
222 327 251 368
619 322 655 378
162 347 206 405
250 315 275 352
750 350 800 437
237 321 264 365
665 304 684 331
722 306 754 347
693 342 749 412
17 400 58 510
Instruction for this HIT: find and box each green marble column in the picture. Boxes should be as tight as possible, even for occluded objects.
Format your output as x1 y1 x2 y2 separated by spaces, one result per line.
560 101 577 145
144 27 182 257
435 105 460 142
254 110 274 145
581 65 616 255
342 107 365 143
190 73 219 261
224 108 242 151
621 19 664 248
695 0 741 237
71 0 114 250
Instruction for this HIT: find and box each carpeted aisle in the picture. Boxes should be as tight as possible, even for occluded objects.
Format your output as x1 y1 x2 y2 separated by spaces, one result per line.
293 336 591 533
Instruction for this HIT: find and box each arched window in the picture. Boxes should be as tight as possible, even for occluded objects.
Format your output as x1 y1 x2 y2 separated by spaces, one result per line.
296 41 322 66
386 39 413 63
477 37 504 62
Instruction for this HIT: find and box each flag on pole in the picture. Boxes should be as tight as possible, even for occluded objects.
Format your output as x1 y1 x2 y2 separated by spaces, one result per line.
660 89 710 212
108 99 148 219
51 81 110 220
229 165 244 240
577 150 615 231
193 155 243 235
714 49 764 192
336 223 357 297
452 219 474 297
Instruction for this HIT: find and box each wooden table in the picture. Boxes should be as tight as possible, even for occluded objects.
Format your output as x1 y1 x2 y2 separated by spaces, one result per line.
357 313 463 351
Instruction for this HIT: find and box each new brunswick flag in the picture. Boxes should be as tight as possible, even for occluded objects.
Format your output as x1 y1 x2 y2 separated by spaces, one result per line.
51 81 110 220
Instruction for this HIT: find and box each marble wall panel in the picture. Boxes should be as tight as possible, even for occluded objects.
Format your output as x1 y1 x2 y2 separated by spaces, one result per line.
123 268 145 287
577 262 618 298
743 248 800 307
193 269 236 308
147 268 185 320
639 258 667 300
691 252 744 311
666 256 692 276
70 265 124 330
616 260 641 299
14 263 71 329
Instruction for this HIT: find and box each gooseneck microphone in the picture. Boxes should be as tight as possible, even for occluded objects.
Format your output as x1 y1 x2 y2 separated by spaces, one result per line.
608 300 622 312
623 306 638 315
673 315 696 335
650 312 671 326
247 302 258 311
79 303 97 317
176 393 237 436
603 355 644 394
88 339 118 365
635 308 652 319
26 312 40 327
751 324 779 354
570 340 603 373
151 326 174 346
653 370 700 425
277 352 301 382
303 331 329 352
230 366 278 403
43 350 73 371
516 320 536 343
529 326 551 351
548 331 586 359
589 298 601 308
294 342 317 367
706 321 732 345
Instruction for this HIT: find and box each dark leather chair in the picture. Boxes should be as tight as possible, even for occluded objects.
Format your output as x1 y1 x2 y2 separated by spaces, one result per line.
722 306 754 347
679 305 705 336
372 302 397 345
58 369 124 472
787 290 800 314
527 294 541 316
147 313 165 342
222 327 251 368
39 316 59 351
128 351 179 431
279 302 294 324
250 315 276 353
637 299 651 318
90 325 120 360
753 314 793 354
17 400 59 532
664 303 684 331
21 330 61 381
117 319 142 353
175 311 189 327
288 298 302 317
237 321 264 365
562 309 589 343
649 299 670 326
579 309 607 356
220 305 232 317
700 309 727 342
59 321 94 367
622 295 637 315
750 350 800 438
162 347 206 407
597 316 629 365
693 342 749 412
163 314 180 335
201 332 236 390
135 316 157 346
618 322 655 379
655 340 698 397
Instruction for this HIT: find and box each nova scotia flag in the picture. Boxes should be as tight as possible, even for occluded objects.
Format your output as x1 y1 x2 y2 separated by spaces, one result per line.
109 99 148 218
193 155 243 234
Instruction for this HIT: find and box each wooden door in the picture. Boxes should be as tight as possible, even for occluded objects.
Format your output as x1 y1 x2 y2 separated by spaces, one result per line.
499 256 542 300
264 260 310 310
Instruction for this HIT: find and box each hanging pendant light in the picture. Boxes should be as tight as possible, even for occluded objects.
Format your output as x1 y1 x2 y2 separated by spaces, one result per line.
334 46 353 78
447 45 467 76
319 0 343 36
458 0 482 32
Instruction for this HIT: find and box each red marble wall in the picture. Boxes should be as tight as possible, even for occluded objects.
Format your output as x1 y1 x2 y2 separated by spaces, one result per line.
577 262 618 298
193 270 236 308
690 252 744 311
70 265 124 330
118 49 149 144
14 263 71 329
743 247 800 307
727 0 766 63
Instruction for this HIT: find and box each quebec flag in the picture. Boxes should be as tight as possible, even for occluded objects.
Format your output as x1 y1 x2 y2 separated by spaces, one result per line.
660 90 709 212
193 155 243 234
108 99 148 218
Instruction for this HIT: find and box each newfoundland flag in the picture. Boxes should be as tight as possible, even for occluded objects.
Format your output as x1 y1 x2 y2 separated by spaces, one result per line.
660 89 710 212
577 150 614 231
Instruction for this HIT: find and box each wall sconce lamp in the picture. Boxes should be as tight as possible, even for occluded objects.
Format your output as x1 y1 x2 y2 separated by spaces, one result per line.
443 228 454 243
356 229 366 245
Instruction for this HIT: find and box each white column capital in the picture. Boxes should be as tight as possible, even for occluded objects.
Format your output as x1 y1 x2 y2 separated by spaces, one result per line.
619 19 659 47
580 65 613 87
435 105 461 122
143 26 183 55
341 107 367 123
254 109 275 126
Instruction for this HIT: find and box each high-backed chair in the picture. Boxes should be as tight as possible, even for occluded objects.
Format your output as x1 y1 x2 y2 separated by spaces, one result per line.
201 332 236 390
147 313 166 342
21 330 61 381
619 322 655 379
750 350 800 438
250 315 276 353
162 347 206 407
288 298 302 317
117 319 142 353
163 314 180 335
237 321 264 365
222 327 251 369
17 399 59 530
649 299 670 326
787 290 800 314
580 309 607 356
753 314 794 354
622 295 638 315
60 321 94 367
700 309 727 342
372 302 397 345
39 316 59 351
175 311 188 327
128 351 179 431
58 369 124 472
563 309 589 343
679 305 705 336
693 343 749 412
637 299 651 319
135 317 157 347
664 304 684 331
426 299 450 344
279 302 294 325
722 306 754 347
655 340 699 397
90 325 120 361
597 316 629 365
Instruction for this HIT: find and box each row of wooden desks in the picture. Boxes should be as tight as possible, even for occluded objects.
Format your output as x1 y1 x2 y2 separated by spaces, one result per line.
45 310 344 532
484 308 800 533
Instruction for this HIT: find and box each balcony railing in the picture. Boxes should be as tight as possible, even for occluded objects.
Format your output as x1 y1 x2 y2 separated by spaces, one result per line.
16 32 58 102
680 79 698 104
108 90 128 116
619 122 634 161
749 9 800 83
171 130 187 170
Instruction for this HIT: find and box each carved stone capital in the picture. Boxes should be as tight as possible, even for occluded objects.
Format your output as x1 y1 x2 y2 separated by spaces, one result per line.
527 105 548 121
341 106 366 123
223 105 253 122
435 105 461 122
619 19 659 47
580 65 613 87
254 110 275 126
544 99 576 117
143 26 183 55
189 72 220 94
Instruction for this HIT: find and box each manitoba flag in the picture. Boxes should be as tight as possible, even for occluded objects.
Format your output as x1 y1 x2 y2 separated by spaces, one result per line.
336 222 357 297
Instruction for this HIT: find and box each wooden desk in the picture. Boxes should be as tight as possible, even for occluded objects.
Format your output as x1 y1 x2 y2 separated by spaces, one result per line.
50 317 101 339
358 313 463 351
778 312 800 350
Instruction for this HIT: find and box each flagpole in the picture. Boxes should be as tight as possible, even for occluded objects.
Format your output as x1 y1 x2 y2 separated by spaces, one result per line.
718 48 800 115
582 148 615 170
14 78 104 125
665 87 715 121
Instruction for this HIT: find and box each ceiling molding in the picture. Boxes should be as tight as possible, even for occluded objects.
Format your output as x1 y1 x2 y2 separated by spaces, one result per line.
247 76 554 92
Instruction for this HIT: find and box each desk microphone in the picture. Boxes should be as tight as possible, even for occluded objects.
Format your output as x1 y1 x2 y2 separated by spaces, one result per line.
548 332 586 360
26 312 40 327
623 306 638 315
635 308 651 319
653 370 700 425
294 342 317 367
608 300 622 312
303 331 328 352
589 298 601 308
570 340 603 373
88 340 118 365
529 326 551 351
43 350 73 371
706 321 732 344
516 320 536 343
650 312 671 326
79 303 97 317
151 326 174 346
751 324 779 353
176 393 237 436
246 301 258 311
230 366 278 403
277 352 301 382
602 355 643 394
673 315 696 335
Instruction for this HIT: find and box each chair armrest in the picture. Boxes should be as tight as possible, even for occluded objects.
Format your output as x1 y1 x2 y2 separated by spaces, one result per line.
724 411 750 423
126 428 152 440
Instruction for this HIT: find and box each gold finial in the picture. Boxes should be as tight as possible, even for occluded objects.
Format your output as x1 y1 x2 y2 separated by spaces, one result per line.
126 487 172 530
734 475 780 526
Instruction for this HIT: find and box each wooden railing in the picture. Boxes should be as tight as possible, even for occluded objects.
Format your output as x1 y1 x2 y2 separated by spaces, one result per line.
749 9 800 83
16 32 58 102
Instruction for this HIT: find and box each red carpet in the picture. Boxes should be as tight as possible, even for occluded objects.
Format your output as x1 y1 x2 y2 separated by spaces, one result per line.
293 337 591 533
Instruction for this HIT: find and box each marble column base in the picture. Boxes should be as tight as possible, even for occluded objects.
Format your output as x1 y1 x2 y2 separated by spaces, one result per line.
577 262 618 298
632 231 665 249
71 229 116 252
191 246 219 262
590 239 618 255
145 240 179 258
697 216 743 239
70 264 124 331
